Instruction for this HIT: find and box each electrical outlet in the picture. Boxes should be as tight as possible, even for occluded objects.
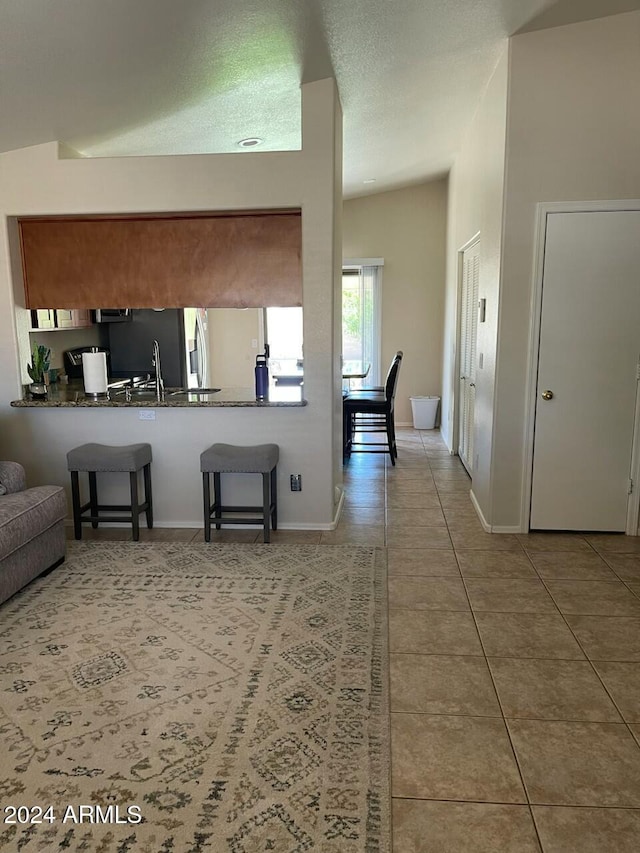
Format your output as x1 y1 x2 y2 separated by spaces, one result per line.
290 474 302 491
139 409 156 421
251 339 258 348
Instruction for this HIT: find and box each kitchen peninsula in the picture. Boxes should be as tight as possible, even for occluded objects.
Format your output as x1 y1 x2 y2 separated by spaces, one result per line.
0 80 342 531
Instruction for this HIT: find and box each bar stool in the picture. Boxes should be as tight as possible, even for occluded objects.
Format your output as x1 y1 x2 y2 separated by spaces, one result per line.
66 443 153 541
200 443 279 543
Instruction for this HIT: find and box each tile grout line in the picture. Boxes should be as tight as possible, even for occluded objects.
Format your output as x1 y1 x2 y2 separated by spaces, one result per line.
525 557 640 754
390 435 546 850
444 522 547 851
452 521 640 812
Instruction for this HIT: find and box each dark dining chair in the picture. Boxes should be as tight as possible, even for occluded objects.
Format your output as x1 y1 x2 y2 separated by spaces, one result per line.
345 350 403 397
343 351 403 464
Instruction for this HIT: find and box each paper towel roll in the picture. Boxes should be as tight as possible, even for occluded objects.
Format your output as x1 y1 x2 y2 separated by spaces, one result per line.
82 351 108 395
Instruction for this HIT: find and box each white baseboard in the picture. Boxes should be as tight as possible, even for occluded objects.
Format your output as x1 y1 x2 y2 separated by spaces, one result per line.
468 492 524 534
397 422 443 432
330 488 346 530
469 491 491 532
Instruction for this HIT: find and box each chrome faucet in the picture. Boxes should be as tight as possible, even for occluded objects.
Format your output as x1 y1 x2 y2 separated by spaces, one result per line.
152 339 165 400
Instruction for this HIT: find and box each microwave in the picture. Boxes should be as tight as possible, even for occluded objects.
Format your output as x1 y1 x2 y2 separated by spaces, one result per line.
93 308 132 323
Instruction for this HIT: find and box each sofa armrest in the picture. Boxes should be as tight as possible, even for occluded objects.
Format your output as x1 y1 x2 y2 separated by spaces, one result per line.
0 462 26 495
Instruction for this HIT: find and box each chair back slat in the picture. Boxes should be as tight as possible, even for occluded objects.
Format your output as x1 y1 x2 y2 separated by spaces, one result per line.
385 351 403 402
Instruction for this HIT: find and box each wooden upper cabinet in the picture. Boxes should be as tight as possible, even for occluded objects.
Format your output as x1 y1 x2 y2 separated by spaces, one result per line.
19 211 302 309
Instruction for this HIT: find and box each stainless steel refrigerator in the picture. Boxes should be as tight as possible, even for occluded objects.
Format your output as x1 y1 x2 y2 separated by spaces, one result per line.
107 308 209 389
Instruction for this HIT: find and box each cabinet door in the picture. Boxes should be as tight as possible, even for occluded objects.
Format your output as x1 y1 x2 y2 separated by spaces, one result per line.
55 309 74 328
55 309 92 328
31 309 55 329
72 309 92 327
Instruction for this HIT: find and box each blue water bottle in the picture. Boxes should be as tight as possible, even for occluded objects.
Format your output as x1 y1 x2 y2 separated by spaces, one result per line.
255 352 269 400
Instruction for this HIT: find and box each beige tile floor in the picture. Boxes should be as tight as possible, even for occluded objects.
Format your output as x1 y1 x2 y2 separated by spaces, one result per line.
66 428 640 851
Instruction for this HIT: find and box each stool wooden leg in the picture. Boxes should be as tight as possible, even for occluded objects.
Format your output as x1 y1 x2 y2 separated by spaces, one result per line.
130 471 140 541
262 472 271 543
71 470 82 540
213 472 222 530
203 472 211 542
271 466 278 531
88 471 99 528
143 464 153 528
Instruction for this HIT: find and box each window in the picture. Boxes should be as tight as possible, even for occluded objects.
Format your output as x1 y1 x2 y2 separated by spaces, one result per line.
342 260 383 388
264 307 303 385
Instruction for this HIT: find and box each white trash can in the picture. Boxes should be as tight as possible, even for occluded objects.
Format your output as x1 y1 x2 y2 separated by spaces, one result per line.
410 396 440 429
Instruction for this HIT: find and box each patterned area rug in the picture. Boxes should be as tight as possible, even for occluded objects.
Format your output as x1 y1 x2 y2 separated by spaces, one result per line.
0 542 389 852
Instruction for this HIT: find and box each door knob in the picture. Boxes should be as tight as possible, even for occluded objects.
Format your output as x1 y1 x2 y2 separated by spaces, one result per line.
541 390 554 400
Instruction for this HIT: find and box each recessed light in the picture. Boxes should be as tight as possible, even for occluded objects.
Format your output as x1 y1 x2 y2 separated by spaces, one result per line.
363 178 376 184
237 137 264 148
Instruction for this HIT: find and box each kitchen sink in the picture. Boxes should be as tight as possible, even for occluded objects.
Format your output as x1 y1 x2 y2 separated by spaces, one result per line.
168 387 221 396
115 389 159 397
112 385 221 399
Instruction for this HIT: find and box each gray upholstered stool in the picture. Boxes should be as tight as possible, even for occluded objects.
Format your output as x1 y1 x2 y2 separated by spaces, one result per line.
66 443 153 541
200 443 279 543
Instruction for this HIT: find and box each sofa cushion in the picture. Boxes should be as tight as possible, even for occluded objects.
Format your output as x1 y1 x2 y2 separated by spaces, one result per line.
0 486 67 561
0 461 26 495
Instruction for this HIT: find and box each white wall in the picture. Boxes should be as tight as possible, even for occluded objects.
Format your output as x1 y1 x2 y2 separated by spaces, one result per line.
0 79 343 529
207 308 262 388
492 11 640 526
343 181 447 425
443 49 509 519
27 327 103 372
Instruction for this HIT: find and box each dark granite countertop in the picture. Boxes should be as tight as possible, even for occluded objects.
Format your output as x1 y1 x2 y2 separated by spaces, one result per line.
11 382 307 408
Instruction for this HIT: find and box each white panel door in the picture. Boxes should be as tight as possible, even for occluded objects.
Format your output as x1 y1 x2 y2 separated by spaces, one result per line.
531 211 640 531
458 240 480 474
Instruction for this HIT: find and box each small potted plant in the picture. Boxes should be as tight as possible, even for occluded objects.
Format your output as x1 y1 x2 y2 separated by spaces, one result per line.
27 343 51 397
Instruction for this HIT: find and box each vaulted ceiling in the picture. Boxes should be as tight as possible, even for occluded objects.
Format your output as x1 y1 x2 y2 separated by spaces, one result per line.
1 0 637 197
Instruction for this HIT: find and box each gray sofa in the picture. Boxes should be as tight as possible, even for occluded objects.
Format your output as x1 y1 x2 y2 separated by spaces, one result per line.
0 462 66 605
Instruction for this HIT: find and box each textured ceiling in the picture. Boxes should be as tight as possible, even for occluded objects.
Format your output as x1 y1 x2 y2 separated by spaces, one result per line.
0 0 631 197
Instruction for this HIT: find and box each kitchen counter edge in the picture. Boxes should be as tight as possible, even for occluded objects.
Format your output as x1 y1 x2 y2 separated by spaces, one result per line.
10 390 307 408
